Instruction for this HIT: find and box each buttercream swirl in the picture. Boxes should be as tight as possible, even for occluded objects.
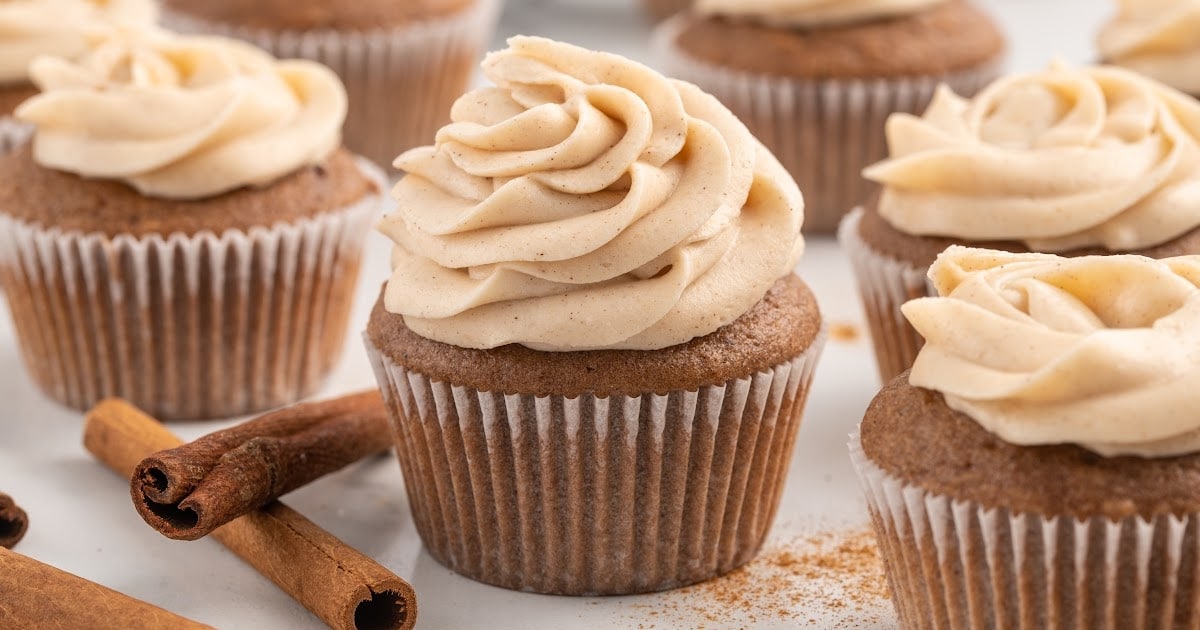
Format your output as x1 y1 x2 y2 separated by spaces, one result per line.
694 0 948 28
0 0 157 85
15 29 346 200
1099 0 1200 95
380 36 805 352
903 246 1200 458
864 62 1200 252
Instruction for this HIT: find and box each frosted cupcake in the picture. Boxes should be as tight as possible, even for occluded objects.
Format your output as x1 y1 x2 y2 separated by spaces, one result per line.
0 29 384 419
840 61 1200 383
655 0 1004 233
366 36 825 595
854 246 1200 628
160 0 502 167
1099 0 1200 98
0 0 156 153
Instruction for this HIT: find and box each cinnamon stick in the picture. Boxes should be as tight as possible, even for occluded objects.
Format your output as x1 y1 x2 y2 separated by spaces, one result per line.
0 492 29 549
84 398 416 630
131 390 392 541
0 546 214 629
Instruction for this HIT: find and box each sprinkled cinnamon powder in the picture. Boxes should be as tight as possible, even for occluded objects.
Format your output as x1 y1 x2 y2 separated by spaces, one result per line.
627 526 892 628
829 322 862 343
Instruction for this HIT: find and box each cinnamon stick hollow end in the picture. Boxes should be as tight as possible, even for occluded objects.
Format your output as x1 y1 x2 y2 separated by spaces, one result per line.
129 390 393 541
347 577 417 630
0 493 29 549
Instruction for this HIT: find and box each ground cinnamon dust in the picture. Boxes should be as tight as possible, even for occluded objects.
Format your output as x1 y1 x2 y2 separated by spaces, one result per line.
628 526 891 628
829 322 862 344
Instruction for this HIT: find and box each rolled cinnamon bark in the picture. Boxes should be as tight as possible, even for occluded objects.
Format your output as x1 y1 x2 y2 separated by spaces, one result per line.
84 398 416 630
131 390 392 540
0 546 214 629
0 492 29 549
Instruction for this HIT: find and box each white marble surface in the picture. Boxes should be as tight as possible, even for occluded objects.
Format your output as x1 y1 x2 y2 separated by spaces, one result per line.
0 1 1111 628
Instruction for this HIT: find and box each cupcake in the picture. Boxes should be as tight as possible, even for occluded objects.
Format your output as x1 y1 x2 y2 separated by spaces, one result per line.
853 245 1200 628
0 29 385 420
1099 0 1200 98
365 36 825 595
159 0 502 168
654 0 1004 233
841 61 1200 384
0 0 156 153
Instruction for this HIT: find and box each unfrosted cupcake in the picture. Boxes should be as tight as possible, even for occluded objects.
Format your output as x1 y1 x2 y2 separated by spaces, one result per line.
840 61 1200 383
654 0 1004 233
0 29 384 420
0 0 156 153
1099 0 1200 98
160 0 502 167
365 36 825 596
853 245 1200 629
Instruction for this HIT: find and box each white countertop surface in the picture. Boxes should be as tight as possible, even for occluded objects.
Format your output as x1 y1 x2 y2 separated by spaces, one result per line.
0 1 1109 627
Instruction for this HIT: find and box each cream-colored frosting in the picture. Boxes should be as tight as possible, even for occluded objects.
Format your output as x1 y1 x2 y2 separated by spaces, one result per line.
865 62 1200 252
0 0 157 85
15 29 346 200
694 0 948 28
903 245 1200 458
1099 0 1200 95
380 36 806 352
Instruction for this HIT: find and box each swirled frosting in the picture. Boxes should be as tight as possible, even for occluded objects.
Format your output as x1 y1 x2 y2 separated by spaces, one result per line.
0 0 157 85
1099 0 1200 95
864 62 1200 252
694 0 948 28
15 29 346 200
903 245 1200 458
380 36 806 352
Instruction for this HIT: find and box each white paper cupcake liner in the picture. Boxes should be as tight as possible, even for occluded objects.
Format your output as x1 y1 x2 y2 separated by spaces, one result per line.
654 17 1001 233
365 333 826 596
0 116 32 154
0 160 386 420
838 208 932 384
163 0 502 168
850 433 1200 629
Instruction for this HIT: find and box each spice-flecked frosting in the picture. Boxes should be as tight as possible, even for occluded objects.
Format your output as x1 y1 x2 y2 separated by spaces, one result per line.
694 0 949 28
864 62 1200 252
903 245 1200 458
380 36 806 352
15 29 346 200
1099 0 1200 95
0 0 157 85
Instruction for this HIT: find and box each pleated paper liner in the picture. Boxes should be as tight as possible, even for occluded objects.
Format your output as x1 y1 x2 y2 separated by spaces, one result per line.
839 208 932 385
0 117 31 155
653 16 1001 233
850 434 1200 629
0 160 385 421
366 334 826 595
163 0 502 168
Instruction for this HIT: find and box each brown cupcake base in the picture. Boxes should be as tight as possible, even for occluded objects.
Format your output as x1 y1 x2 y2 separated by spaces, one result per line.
654 8 1003 233
367 336 822 595
163 0 501 167
0 160 384 420
853 378 1200 629
364 278 825 595
839 207 931 383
